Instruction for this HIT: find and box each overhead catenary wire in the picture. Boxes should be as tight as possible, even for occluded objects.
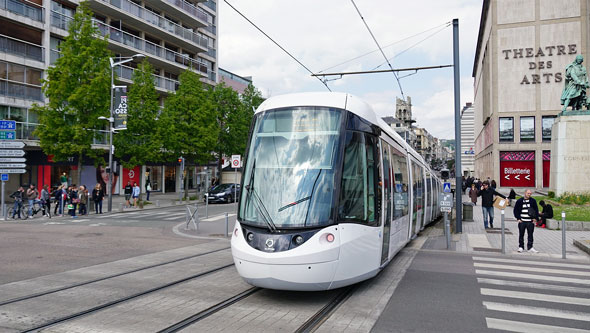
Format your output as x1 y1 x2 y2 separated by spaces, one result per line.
350 0 405 99
222 0 331 92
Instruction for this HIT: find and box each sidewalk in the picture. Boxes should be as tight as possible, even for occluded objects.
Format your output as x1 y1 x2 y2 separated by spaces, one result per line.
424 192 590 262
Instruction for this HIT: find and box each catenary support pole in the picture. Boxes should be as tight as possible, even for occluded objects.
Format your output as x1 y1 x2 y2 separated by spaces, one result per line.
107 67 114 213
1 180 5 220
501 209 505 254
562 211 566 259
453 18 462 233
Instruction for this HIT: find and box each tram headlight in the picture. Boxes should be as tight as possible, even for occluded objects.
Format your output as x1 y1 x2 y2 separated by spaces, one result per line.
326 233 335 243
247 232 254 242
293 235 304 245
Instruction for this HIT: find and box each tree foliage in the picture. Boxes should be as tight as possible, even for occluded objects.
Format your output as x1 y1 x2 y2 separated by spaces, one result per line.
114 60 161 168
32 2 111 171
158 69 218 164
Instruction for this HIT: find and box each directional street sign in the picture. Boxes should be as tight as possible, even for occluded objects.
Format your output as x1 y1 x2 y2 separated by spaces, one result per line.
0 141 25 148
0 157 26 162
439 193 453 213
443 182 451 193
0 120 16 130
1 174 8 181
0 150 25 157
0 169 26 174
0 163 26 168
0 131 16 140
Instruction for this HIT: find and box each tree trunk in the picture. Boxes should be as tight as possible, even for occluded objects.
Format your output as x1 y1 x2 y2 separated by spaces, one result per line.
77 156 83 187
216 152 223 182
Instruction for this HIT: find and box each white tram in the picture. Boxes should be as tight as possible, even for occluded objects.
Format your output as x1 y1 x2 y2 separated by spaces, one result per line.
231 92 442 291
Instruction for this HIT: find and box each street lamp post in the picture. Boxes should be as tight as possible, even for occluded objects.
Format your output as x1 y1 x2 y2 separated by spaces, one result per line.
103 54 145 212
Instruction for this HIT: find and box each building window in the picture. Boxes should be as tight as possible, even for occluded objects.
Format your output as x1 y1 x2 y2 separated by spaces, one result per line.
499 117 513 142
520 116 535 142
542 116 556 141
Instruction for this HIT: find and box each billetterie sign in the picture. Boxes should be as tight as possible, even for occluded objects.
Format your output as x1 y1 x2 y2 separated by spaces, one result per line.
504 167 531 175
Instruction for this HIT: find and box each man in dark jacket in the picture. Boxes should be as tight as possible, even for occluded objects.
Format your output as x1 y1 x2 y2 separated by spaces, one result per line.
513 189 539 253
537 200 553 228
477 180 506 229
9 186 24 219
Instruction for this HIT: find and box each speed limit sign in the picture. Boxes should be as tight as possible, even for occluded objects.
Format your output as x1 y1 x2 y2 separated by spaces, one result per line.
231 155 241 168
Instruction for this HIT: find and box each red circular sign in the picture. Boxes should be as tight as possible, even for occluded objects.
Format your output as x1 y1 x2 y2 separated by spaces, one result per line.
232 160 239 167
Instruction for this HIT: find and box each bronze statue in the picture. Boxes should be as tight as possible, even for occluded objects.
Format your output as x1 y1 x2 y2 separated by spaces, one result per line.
561 55 589 112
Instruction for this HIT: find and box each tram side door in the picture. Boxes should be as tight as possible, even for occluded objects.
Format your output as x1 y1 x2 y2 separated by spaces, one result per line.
380 143 392 266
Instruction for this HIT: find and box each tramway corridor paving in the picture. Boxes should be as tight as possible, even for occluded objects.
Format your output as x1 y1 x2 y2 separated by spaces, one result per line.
474 255 590 332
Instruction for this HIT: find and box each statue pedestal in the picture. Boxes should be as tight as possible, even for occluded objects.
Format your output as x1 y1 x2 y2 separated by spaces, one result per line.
550 115 590 196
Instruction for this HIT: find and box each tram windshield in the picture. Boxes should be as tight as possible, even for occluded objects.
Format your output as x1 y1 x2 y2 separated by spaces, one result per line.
239 107 342 229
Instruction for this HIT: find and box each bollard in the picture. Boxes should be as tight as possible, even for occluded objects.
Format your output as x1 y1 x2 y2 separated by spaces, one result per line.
205 193 209 218
156 200 160 207
562 211 566 259
225 212 229 238
501 209 505 254
118 202 123 212
445 211 450 249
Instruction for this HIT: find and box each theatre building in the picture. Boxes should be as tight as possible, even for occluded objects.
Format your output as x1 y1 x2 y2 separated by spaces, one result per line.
472 0 589 189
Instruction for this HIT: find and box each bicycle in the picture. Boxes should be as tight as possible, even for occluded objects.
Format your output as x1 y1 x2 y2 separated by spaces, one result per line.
25 200 47 218
7 202 28 220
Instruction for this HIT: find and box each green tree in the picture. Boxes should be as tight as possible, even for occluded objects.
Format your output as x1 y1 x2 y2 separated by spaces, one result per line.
32 2 111 184
159 69 218 197
114 60 161 169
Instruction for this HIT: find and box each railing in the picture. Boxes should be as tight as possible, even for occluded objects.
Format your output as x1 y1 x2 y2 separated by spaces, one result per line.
0 0 44 22
94 20 208 75
12 122 110 144
0 34 44 62
206 48 216 58
162 0 208 23
203 24 216 35
50 10 73 30
50 49 60 64
208 71 216 82
202 0 216 11
98 0 208 49
113 64 179 92
0 80 43 101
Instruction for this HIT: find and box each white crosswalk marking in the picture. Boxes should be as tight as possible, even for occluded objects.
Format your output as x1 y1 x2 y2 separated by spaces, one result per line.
474 255 590 332
486 318 590 333
201 213 236 222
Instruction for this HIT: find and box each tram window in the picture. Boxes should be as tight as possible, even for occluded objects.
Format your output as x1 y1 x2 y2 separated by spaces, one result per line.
391 147 409 218
338 132 378 224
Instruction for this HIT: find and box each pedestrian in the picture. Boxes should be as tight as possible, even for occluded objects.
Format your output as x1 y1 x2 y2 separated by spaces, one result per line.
145 180 151 201
68 185 78 218
92 183 104 214
124 181 132 208
52 185 62 216
78 185 88 215
508 188 516 206
469 184 478 205
513 189 539 253
9 186 24 219
477 180 506 229
132 182 140 208
491 179 497 190
60 172 68 187
537 200 553 228
41 184 51 218
26 184 39 217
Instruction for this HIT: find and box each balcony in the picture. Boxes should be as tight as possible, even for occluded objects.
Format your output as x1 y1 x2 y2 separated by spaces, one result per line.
0 34 44 62
202 0 216 11
50 10 73 31
0 0 44 22
13 122 109 144
161 0 208 23
92 0 208 52
94 20 208 75
114 64 179 92
0 80 43 101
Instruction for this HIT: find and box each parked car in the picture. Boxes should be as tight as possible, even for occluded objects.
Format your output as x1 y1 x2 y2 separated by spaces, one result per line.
206 183 240 203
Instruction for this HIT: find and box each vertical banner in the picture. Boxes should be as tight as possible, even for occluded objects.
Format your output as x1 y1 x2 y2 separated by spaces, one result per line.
113 86 128 130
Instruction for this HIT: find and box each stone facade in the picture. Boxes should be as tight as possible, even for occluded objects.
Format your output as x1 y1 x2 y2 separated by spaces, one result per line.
473 0 589 190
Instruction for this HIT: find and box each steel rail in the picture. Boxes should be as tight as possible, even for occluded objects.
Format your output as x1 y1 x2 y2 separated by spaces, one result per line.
295 285 357 333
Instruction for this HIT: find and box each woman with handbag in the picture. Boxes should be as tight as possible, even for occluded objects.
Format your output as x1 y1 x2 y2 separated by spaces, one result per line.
68 185 78 218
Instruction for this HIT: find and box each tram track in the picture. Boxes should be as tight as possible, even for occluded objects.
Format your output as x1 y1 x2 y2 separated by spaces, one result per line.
295 285 357 333
0 246 230 307
20 262 236 333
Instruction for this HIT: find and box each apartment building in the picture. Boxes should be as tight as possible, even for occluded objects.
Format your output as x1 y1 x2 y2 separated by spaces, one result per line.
1 0 218 193
460 102 474 177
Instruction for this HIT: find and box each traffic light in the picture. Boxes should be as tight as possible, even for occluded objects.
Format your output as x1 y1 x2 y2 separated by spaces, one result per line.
178 157 185 170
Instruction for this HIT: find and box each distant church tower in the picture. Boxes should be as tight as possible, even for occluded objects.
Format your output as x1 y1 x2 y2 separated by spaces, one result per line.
396 96 412 122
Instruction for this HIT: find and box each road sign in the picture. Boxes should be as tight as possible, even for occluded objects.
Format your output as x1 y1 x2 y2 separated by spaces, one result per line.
0 169 25 173
0 120 16 130
0 131 15 140
0 163 26 168
1 174 7 181
0 141 24 148
0 150 25 157
0 157 26 162
231 154 241 168
443 182 451 193
439 193 453 213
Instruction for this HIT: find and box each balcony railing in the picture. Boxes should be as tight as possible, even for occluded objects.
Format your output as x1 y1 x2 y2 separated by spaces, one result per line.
50 10 73 30
0 34 44 62
208 71 216 82
206 48 216 58
98 0 208 49
202 0 216 11
13 122 110 144
50 49 60 64
94 20 208 75
162 0 208 23
113 64 179 92
0 80 43 101
203 24 216 35
0 0 44 22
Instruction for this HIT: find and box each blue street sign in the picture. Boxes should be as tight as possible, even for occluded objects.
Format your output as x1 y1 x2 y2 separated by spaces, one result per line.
1 174 8 181
0 120 16 130
0 131 15 140
443 182 451 193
